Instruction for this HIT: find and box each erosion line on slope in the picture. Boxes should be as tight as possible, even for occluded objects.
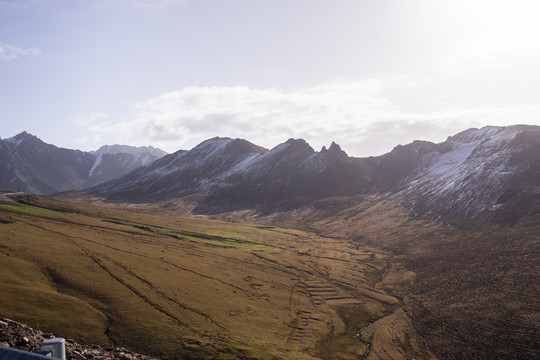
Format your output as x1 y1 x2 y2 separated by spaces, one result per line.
103 255 227 330
17 219 255 297
78 245 196 332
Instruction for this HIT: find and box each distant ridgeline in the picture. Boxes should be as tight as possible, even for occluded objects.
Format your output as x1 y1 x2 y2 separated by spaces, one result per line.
0 132 167 194
87 125 540 224
2 126 540 224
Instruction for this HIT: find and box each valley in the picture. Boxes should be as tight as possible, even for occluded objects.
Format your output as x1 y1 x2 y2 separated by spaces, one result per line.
0 194 432 359
1 125 539 359
291 196 540 360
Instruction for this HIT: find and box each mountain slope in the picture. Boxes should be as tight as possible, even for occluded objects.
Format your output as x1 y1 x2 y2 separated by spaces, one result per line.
195 139 372 213
0 132 167 194
89 137 268 203
1 132 95 194
398 125 540 223
89 125 540 224
300 193 540 360
0 194 426 360
89 137 373 212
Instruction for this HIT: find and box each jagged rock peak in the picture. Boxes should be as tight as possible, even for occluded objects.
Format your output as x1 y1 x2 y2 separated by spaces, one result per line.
3 132 48 151
5 131 41 144
92 144 168 158
320 141 348 157
285 138 309 146
12 131 34 139
267 138 314 154
387 140 435 156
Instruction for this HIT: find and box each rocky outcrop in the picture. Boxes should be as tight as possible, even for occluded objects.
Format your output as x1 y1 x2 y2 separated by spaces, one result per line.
0 318 158 360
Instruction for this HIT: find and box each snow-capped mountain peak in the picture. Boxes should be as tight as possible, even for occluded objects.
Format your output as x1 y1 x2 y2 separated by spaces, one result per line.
401 125 538 222
92 144 168 158
5 131 42 148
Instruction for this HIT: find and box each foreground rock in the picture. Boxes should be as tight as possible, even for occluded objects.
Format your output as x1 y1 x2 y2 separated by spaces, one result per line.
0 318 158 360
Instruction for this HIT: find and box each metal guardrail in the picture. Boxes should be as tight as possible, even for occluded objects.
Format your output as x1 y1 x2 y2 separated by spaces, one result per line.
0 346 53 360
0 338 65 360
40 339 65 360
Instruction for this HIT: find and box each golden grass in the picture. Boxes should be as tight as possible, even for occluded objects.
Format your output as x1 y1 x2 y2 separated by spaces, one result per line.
0 195 431 359
0 244 109 345
360 308 435 360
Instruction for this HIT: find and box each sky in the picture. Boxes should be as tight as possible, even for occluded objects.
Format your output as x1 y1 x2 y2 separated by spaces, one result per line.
1 0 540 157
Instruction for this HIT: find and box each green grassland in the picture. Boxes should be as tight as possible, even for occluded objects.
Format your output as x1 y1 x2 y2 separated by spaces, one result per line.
0 195 430 359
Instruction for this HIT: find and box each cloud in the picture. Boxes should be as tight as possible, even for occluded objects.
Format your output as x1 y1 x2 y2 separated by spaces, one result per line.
99 79 396 152
0 42 41 61
75 78 540 157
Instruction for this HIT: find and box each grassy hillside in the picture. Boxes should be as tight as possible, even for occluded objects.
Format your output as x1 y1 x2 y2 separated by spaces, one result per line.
0 194 432 359
283 196 540 360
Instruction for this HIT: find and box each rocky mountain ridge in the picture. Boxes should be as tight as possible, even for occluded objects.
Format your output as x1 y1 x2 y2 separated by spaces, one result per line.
3 126 539 224
90 144 167 159
0 132 167 194
89 136 372 213
399 126 537 222
89 125 540 224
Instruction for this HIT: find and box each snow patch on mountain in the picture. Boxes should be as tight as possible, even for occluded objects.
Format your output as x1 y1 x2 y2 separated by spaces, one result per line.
89 154 103 177
5 137 24 148
234 139 314 177
403 126 528 219
220 152 261 179
87 144 168 181
4 132 42 149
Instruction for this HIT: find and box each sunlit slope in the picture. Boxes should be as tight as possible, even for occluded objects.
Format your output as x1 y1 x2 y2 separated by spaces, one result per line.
0 195 431 359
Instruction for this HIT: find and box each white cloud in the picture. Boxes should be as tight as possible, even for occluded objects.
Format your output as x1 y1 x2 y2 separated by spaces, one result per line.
75 77 540 157
0 42 41 61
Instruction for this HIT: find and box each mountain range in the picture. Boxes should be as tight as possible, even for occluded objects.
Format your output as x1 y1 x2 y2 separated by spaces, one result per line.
0 132 167 194
2 125 540 224
88 124 540 224
1 125 539 360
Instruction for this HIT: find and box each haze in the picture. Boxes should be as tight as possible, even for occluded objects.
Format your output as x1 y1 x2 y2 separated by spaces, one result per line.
1 0 540 156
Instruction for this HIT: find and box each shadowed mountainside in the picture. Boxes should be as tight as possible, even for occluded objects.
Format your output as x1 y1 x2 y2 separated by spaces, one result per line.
0 132 167 194
88 125 540 225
